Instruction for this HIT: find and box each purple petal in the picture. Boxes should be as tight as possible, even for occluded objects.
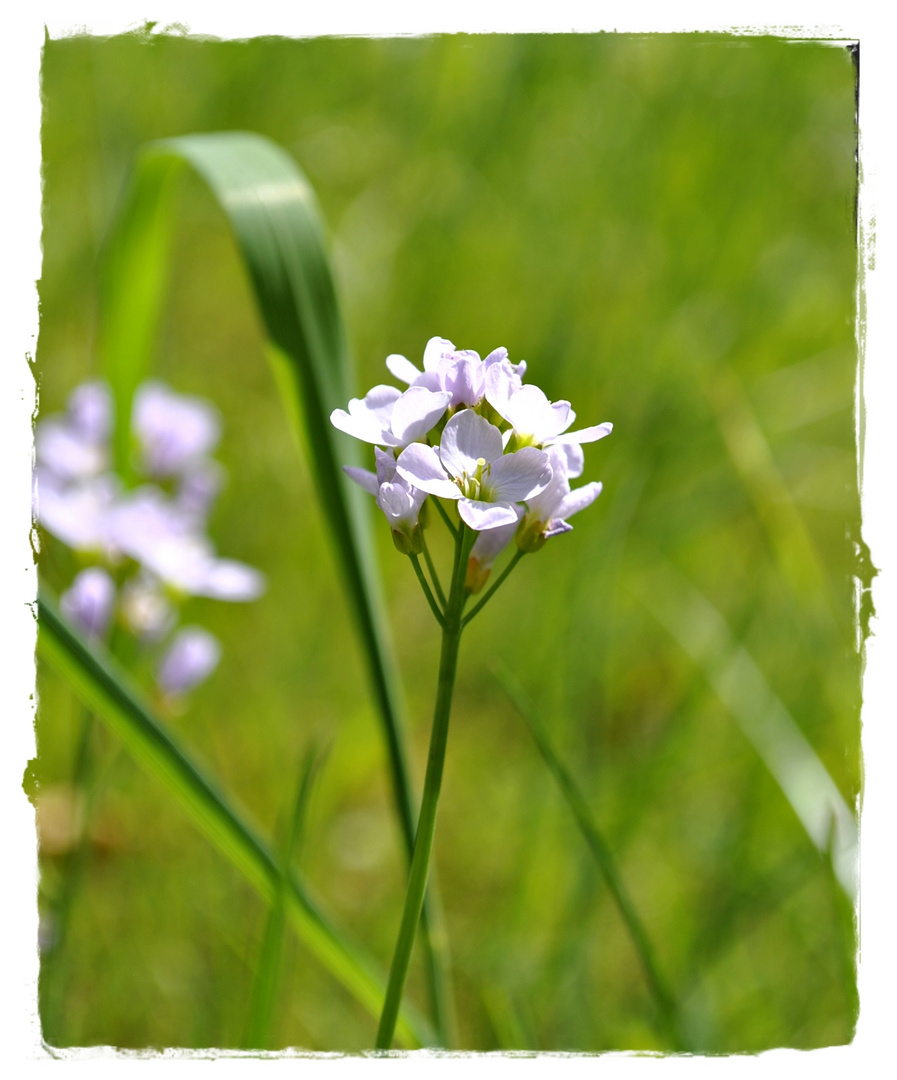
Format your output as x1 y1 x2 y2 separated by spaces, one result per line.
385 354 422 384
35 418 106 482
35 474 119 552
133 381 221 477
487 446 552 502
547 422 613 446
343 465 380 497
503 385 573 442
200 559 266 601
396 443 460 499
422 336 456 372
439 410 504 479
458 499 521 531
157 627 221 696
469 507 522 565
443 357 485 407
554 481 604 521
60 567 116 639
68 380 113 443
389 387 452 445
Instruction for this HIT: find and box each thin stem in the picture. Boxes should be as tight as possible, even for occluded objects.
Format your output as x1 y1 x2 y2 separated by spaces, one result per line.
432 497 459 539
410 555 445 627
461 550 526 627
493 661 687 1052
376 525 473 1050
420 532 446 609
244 742 323 1049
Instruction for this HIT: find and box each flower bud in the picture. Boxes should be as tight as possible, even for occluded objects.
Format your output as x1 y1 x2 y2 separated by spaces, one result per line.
392 523 423 556
515 515 548 554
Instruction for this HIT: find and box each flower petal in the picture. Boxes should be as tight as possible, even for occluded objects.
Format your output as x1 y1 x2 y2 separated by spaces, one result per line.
487 446 553 502
555 481 603 521
504 385 573 441
422 336 456 372
389 387 452 445
458 499 521 531
385 353 422 384
396 443 460 499
157 627 221 695
547 421 613 446
343 465 380 496
439 409 504 479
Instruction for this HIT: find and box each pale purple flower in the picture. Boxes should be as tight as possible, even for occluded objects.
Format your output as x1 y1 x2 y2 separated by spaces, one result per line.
345 448 427 553
489 380 613 449
35 418 106 483
60 567 116 639
33 471 120 553
133 381 221 477
517 445 604 552
157 627 221 696
466 508 522 593
330 383 451 447
386 337 525 409
68 380 113 443
396 409 552 531
120 574 176 642
106 486 265 601
176 459 225 528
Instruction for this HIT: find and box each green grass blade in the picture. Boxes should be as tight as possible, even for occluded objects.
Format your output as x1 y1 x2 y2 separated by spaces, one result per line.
492 660 686 1052
244 741 324 1050
96 130 452 1043
629 556 858 900
35 590 431 1050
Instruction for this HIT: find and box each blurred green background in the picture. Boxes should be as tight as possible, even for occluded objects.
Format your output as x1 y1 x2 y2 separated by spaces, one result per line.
35 30 861 1052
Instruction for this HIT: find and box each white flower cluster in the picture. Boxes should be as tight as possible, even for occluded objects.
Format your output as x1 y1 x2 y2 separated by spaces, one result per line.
331 337 612 587
34 379 265 698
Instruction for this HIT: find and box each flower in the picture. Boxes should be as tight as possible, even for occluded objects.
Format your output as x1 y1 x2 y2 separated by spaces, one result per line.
386 337 525 410
516 445 604 552
60 567 116 639
330 383 452 448
465 509 522 593
33 471 120 554
345 448 427 554
120 574 176 642
488 378 613 450
107 486 265 601
157 627 221 696
133 380 221 477
396 408 552 530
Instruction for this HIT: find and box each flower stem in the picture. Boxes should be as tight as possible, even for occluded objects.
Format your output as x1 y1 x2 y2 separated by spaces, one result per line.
420 532 446 609
376 524 473 1050
410 554 445 626
461 550 526 627
432 497 459 539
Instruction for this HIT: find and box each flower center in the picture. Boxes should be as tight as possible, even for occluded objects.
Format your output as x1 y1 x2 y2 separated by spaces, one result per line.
456 457 490 500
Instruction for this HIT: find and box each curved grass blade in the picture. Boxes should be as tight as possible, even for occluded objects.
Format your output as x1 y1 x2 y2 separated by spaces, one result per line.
96 130 452 1044
244 741 325 1049
35 590 432 1050
492 660 686 1052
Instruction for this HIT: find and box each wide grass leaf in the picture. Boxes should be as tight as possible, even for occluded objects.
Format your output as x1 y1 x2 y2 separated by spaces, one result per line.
36 590 432 1050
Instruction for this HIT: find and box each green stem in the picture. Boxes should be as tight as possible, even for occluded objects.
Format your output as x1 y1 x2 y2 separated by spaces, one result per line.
410 554 445 627
376 525 473 1049
493 661 687 1052
432 498 459 539
421 532 446 609
462 550 526 627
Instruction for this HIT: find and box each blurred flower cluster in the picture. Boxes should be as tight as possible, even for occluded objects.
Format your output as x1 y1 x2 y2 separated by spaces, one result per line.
332 337 612 591
34 379 265 701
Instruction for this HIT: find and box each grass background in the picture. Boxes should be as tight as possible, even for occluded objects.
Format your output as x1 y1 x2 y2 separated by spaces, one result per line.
34 30 861 1052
